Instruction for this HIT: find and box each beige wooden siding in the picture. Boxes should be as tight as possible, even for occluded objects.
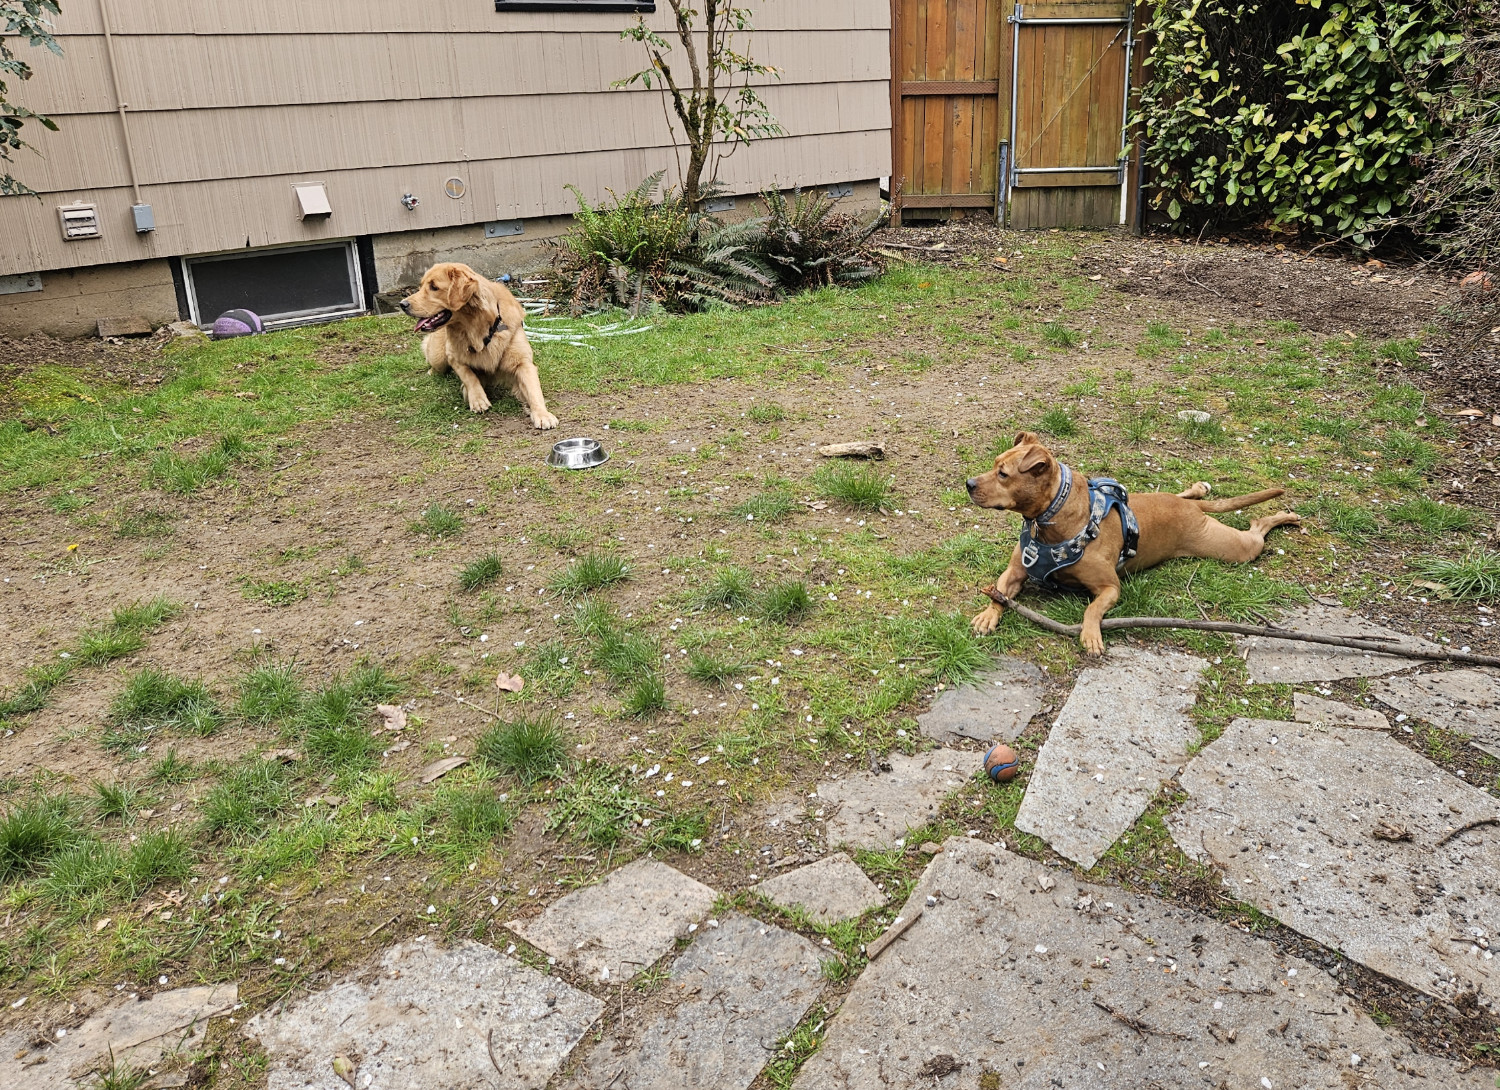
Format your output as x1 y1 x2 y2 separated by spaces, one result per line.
0 0 890 277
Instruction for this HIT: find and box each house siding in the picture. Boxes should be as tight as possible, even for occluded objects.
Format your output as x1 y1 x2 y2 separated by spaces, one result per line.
0 0 892 282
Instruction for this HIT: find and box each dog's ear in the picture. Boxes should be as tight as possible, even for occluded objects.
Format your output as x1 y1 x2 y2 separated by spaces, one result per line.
1013 430 1041 449
437 265 480 311
1015 445 1051 476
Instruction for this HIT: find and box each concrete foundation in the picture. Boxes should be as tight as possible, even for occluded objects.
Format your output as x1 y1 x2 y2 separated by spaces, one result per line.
0 181 884 337
0 259 179 339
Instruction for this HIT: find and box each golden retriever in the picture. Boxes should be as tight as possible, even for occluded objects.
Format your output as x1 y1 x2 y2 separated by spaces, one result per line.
400 262 557 429
967 432 1300 654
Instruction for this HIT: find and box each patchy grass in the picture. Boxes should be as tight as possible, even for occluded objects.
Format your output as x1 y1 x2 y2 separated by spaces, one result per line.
240 578 307 607
693 565 755 611
814 464 894 511
685 649 745 684
411 503 464 539
476 717 567 783
236 662 304 724
106 668 223 749
1411 548 1500 601
1038 407 1079 438
621 674 669 718
761 580 814 624
458 552 504 592
733 486 797 523
552 552 630 598
1389 497 1479 534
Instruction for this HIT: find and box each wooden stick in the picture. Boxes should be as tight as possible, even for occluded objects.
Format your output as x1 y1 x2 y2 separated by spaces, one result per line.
865 906 923 961
982 588 1500 668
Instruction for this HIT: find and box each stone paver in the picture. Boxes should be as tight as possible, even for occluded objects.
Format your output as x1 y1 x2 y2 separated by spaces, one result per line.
1372 668 1500 755
1 984 236 1089
1238 603 1439 683
506 858 716 982
1293 691 1389 729
1014 647 1206 868
564 914 824 1090
916 657 1044 745
754 852 887 924
1171 718 1500 1009
815 747 971 850
793 837 1483 1090
245 939 601 1090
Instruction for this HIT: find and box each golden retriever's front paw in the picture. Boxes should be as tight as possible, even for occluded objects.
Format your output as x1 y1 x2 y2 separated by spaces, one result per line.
1080 630 1106 656
971 605 1002 636
531 410 559 430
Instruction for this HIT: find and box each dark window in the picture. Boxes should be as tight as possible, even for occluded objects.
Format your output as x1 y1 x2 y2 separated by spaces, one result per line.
183 241 364 329
496 1 654 11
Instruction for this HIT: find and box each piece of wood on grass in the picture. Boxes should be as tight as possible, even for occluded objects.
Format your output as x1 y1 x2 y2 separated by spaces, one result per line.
865 906 923 961
818 441 887 460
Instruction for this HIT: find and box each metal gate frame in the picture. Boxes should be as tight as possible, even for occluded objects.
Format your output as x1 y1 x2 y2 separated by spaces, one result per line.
1002 3 1134 226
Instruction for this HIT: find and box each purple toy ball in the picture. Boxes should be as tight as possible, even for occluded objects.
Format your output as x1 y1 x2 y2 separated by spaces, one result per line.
211 309 265 340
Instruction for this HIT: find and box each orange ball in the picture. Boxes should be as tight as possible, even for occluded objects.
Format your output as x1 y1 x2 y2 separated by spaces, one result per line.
984 744 1020 783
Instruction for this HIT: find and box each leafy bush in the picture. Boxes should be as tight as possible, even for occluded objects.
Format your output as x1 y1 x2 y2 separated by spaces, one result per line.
552 173 884 314
1138 0 1462 244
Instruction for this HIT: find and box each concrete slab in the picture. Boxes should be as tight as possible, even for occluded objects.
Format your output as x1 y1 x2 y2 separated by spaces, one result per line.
0 984 236 1089
1171 718 1500 1010
815 748 972 850
1372 669 1500 754
245 939 601 1090
1238 603 1439 683
793 838 1482 1090
916 657 1045 745
754 852 887 924
563 914 824 1090
1293 691 1389 729
506 858 717 983
1014 647 1206 868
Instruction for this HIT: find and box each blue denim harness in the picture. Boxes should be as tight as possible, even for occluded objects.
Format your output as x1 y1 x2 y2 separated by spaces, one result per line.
1019 464 1140 591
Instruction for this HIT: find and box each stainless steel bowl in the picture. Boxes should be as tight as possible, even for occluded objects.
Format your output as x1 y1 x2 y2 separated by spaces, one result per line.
547 437 609 470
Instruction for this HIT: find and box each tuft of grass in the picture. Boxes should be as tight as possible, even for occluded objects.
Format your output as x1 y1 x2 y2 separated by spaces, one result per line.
1038 408 1080 438
96 1059 151 1090
92 780 145 823
570 597 621 639
733 489 796 522
458 552 504 592
1042 322 1079 348
74 627 145 666
201 761 294 838
908 613 991 685
42 838 123 905
432 786 513 864
761 580 813 623
548 764 645 847
117 509 177 539
621 674 668 718
763 1007 829 1089
110 597 181 633
814 463 894 511
1411 548 1500 601
122 828 192 896
149 749 195 785
296 666 401 774
1119 407 1157 443
0 794 81 882
1378 337 1421 365
240 578 307 607
237 662 304 724
411 503 464 539
694 565 755 610
148 435 247 495
107 668 223 741
1389 497 1480 534
476 717 567 783
685 649 745 684
1299 496 1378 537
552 551 630 598
747 403 786 423
595 629 659 683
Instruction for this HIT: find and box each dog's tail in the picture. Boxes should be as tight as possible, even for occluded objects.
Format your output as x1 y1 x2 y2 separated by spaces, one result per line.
1194 487 1285 513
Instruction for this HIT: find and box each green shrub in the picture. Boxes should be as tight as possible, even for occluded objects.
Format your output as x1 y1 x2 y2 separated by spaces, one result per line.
1138 0 1462 244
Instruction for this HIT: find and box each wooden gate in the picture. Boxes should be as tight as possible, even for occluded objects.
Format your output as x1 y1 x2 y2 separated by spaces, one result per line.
891 0 1135 228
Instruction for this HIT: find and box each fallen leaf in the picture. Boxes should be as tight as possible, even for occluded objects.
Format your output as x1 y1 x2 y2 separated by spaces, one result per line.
233 391 259 400
1455 408 1484 418
389 739 411 753
93 917 112 932
494 672 524 693
375 704 407 731
261 748 303 762
420 756 467 784
332 1054 357 1089
1412 579 1453 598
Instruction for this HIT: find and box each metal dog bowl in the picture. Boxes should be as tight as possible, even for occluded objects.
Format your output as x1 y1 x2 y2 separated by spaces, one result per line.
547 437 609 470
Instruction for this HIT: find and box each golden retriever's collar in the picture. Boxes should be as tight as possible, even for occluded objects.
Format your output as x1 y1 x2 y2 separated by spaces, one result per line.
472 312 509 353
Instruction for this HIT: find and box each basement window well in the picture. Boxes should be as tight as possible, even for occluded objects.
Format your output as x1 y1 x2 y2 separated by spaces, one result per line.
181 240 365 329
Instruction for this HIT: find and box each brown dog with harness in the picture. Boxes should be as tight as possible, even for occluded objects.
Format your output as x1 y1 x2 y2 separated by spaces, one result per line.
967 432 1300 654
